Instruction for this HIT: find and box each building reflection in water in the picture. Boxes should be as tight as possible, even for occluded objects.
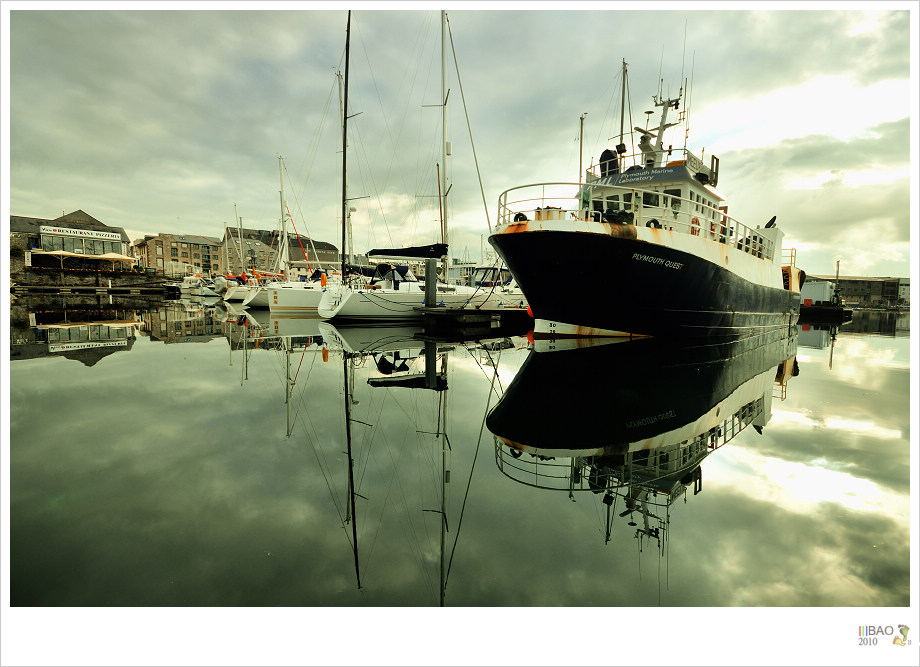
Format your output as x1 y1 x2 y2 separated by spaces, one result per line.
487 330 799 555
10 294 143 365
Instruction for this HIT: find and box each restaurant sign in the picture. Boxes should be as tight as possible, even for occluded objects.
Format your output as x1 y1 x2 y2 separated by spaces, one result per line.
40 225 122 241
49 340 128 352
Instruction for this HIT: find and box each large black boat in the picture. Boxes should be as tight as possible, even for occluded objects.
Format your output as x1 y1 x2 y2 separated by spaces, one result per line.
489 62 802 339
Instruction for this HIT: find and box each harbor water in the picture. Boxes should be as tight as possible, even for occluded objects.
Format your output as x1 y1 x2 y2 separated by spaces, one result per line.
8 301 912 609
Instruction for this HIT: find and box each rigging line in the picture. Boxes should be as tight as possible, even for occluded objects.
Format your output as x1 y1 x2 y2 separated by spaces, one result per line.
290 346 322 425
283 158 324 268
349 118 396 247
296 401 349 527
446 13 490 232
367 409 434 592
291 76 338 221
355 11 430 208
445 345 502 584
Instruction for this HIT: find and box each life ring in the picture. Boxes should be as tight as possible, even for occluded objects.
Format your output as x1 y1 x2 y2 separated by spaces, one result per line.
691 217 701 236
513 212 528 222
646 219 662 229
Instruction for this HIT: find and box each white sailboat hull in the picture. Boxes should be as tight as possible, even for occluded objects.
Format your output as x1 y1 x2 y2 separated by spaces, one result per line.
223 284 254 302
318 283 479 320
268 282 326 313
241 286 273 309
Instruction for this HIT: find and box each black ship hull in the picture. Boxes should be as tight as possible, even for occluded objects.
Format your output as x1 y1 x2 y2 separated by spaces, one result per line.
486 329 798 456
489 229 799 338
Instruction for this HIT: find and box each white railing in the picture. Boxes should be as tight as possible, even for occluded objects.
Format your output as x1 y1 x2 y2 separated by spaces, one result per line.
584 146 714 180
497 182 775 262
492 396 764 494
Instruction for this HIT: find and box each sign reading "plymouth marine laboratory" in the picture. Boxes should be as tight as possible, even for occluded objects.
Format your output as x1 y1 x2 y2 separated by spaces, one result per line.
40 225 122 241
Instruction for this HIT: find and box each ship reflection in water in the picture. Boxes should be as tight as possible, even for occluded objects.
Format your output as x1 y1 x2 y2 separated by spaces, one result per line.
487 331 798 552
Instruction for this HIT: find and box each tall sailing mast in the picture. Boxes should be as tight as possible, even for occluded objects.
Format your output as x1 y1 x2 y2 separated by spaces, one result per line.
340 12 352 282
341 10 361 590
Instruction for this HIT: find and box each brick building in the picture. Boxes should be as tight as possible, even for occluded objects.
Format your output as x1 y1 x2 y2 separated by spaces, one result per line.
132 233 223 278
222 227 339 279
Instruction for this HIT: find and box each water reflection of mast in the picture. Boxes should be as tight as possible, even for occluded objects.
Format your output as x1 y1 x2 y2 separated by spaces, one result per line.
339 9 360 590
343 351 361 589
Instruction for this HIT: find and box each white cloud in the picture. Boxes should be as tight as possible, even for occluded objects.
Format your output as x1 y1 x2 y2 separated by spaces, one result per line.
692 76 910 153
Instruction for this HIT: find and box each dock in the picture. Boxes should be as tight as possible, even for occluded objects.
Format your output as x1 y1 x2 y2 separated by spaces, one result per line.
11 283 170 297
415 306 533 340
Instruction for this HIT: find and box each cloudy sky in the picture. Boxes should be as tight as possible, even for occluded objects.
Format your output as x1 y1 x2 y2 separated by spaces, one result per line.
4 3 916 280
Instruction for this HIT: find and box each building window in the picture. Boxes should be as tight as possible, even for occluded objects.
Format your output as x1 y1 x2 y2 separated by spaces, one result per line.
171 248 178 257
181 252 188 258
156 243 163 255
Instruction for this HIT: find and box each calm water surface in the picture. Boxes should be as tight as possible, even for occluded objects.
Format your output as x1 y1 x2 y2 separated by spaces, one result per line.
8 303 912 610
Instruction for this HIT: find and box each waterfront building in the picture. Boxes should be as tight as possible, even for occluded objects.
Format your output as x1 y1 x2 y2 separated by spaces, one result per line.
132 233 223 278
808 275 909 308
221 226 339 279
10 210 134 271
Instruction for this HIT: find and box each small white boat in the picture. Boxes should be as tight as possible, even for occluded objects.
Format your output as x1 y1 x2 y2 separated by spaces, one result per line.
178 274 220 297
464 265 528 310
223 276 260 302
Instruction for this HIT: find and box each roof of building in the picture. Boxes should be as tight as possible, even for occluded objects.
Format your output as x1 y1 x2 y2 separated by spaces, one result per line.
226 226 337 252
9 211 130 242
173 234 221 246
809 275 905 283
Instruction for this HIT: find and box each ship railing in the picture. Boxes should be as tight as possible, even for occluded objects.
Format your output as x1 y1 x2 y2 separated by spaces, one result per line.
497 182 775 262
583 147 715 181
492 396 765 494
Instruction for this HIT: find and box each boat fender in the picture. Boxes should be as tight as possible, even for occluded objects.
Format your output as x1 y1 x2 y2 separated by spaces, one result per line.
513 212 528 222
322 348 329 363
646 219 662 229
691 217 701 236
320 272 327 287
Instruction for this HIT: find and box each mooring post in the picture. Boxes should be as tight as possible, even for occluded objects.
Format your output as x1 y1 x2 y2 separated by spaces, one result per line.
425 258 437 308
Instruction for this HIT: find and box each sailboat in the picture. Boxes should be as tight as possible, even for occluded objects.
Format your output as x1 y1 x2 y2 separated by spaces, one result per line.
489 59 803 339
317 10 482 322
242 157 312 311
